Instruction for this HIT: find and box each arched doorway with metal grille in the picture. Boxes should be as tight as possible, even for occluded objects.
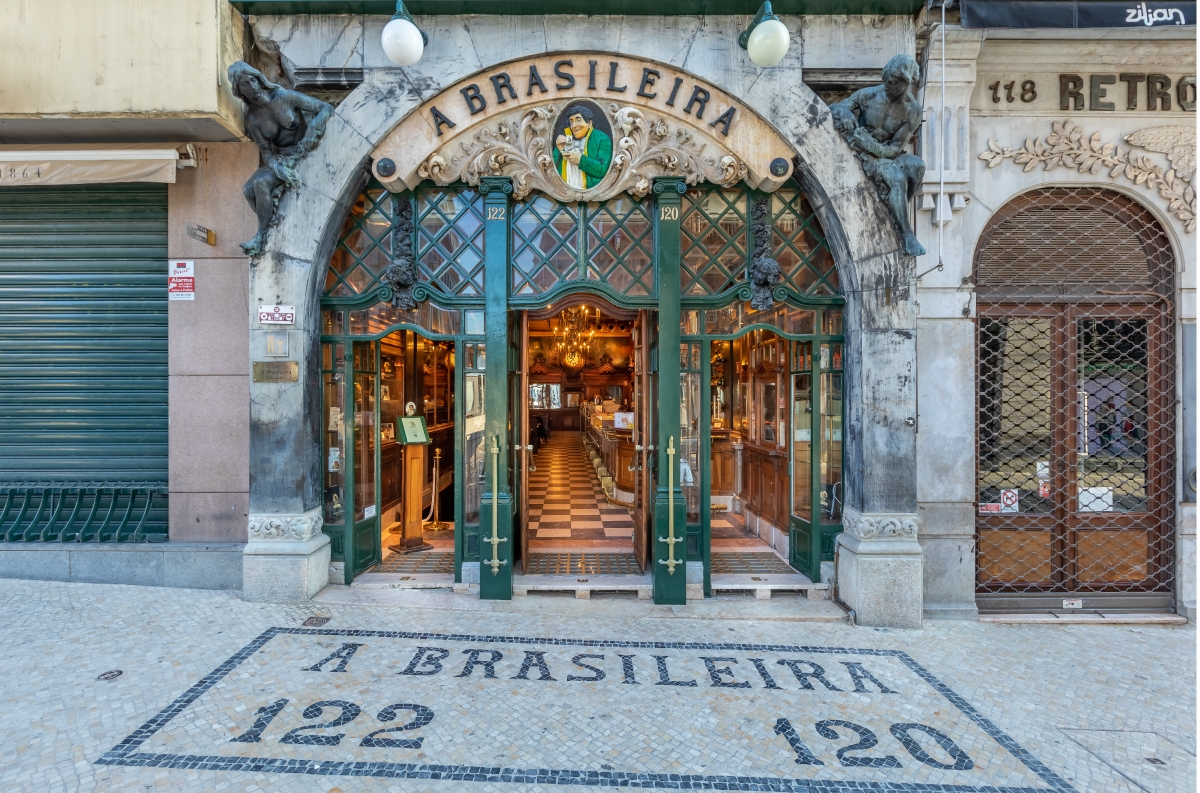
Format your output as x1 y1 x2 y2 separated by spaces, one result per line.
974 187 1177 613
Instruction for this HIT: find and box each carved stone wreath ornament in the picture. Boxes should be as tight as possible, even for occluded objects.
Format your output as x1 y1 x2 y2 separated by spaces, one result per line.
979 120 1196 233
417 102 748 202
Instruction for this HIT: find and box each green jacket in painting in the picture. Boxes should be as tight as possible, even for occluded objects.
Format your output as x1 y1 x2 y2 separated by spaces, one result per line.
552 126 612 189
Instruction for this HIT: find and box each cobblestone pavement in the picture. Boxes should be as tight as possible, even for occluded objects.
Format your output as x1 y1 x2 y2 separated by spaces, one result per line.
0 579 1193 793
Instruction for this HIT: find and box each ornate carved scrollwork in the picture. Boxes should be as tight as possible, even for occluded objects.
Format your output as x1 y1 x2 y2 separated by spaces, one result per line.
381 196 417 310
247 507 323 542
417 102 747 202
748 195 781 311
841 507 919 541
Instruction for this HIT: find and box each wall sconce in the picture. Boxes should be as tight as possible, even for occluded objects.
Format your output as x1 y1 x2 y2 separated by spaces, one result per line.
381 0 427 66
738 1 790 68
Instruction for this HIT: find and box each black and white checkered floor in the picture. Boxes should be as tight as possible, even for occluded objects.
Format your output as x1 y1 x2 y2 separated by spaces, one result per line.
526 434 636 541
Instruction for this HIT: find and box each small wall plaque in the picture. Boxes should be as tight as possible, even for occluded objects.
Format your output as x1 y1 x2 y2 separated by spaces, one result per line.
252 361 299 383
187 223 217 246
258 305 296 324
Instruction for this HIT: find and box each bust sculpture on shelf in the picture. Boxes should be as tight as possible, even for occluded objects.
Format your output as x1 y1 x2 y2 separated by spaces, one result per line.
228 61 333 256
830 54 926 257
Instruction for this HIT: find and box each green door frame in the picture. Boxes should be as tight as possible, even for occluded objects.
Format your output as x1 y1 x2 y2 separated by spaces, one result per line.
479 176 515 599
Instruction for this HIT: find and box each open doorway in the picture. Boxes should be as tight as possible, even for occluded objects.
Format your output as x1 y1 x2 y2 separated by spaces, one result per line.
515 300 652 581
368 330 456 577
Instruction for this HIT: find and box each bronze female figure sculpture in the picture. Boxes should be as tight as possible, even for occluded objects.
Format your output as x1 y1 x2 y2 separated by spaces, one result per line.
228 62 333 256
830 54 927 257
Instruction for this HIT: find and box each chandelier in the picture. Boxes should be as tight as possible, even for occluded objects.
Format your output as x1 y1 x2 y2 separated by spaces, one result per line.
553 306 598 373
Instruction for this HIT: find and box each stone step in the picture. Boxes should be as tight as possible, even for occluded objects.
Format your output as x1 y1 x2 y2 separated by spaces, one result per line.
515 574 652 599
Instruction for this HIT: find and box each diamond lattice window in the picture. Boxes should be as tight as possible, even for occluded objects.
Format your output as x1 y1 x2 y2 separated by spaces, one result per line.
771 189 838 296
326 187 394 298
681 188 748 295
586 196 654 296
416 187 486 296
511 196 580 295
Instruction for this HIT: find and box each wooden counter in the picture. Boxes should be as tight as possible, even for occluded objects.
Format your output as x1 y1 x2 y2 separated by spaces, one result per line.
740 441 790 529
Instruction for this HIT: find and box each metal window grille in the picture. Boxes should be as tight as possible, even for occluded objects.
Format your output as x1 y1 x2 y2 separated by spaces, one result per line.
974 187 1176 606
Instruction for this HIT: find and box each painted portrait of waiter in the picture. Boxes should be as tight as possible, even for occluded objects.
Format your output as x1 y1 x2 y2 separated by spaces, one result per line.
553 103 613 189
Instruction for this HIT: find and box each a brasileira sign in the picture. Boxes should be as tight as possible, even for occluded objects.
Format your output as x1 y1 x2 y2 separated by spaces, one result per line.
95 626 1074 791
371 54 797 201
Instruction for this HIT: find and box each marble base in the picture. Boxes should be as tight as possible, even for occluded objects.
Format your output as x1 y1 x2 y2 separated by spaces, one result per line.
836 532 923 629
242 533 330 603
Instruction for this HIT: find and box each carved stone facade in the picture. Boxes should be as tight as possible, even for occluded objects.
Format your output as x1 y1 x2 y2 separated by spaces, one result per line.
980 120 1196 232
247 507 323 542
416 102 747 202
841 508 920 541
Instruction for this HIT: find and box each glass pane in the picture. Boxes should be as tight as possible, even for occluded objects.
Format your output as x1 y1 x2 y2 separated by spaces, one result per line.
710 341 731 430
793 370 813 521
550 384 562 409
464 373 486 525
465 309 484 336
353 342 377 522
530 384 547 409
681 310 700 335
323 361 346 525
681 372 701 524
761 381 778 444
1077 318 1149 513
978 318 1053 514
820 372 843 523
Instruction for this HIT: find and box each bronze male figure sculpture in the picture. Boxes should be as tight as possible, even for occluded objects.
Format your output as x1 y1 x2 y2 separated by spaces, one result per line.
228 62 333 256
830 54 926 257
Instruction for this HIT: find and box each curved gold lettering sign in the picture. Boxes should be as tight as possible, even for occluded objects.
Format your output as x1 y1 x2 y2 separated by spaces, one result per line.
371 54 795 200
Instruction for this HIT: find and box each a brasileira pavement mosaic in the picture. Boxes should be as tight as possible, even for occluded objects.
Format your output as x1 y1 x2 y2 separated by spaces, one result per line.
2 579 1195 793
97 627 1057 790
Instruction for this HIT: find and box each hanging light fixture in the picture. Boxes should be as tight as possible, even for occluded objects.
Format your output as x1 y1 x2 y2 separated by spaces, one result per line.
738 1 790 68
555 305 599 375
381 1 427 67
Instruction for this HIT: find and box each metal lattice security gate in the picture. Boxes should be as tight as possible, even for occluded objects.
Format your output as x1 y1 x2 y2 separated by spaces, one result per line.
0 184 169 541
974 188 1176 612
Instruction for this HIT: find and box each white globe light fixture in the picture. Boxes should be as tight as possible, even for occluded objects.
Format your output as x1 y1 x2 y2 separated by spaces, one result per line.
381 1 427 67
739 2 790 68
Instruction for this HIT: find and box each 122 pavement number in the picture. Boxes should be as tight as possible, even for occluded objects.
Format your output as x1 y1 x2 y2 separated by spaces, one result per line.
230 699 975 770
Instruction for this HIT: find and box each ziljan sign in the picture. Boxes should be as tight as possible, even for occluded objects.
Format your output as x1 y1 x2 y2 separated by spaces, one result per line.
371 55 796 202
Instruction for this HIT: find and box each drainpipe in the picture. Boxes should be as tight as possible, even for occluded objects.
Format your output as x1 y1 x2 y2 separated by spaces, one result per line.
830 537 856 626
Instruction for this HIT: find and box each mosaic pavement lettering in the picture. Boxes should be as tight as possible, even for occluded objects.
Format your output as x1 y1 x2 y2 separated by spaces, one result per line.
96 627 1067 790
2 580 1194 792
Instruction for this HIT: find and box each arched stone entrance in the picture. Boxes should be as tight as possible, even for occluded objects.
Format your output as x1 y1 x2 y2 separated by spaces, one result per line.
244 30 921 625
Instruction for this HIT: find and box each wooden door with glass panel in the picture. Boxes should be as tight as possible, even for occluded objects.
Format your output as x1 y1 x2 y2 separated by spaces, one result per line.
349 340 381 579
631 311 654 573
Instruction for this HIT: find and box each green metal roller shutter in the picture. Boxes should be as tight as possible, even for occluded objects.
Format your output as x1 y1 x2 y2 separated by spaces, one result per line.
0 184 168 541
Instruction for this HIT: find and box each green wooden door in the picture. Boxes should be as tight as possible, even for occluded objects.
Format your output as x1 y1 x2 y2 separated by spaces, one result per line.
347 340 381 579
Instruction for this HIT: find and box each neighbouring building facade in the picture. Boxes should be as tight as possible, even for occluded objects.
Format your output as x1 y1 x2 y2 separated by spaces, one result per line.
0 0 1193 626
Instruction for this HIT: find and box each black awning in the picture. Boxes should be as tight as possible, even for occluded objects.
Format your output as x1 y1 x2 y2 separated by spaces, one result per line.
960 1 1195 28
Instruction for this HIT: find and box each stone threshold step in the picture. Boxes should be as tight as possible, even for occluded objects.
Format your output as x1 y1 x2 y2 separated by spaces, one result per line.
351 573 455 590
979 612 1188 624
515 574 653 599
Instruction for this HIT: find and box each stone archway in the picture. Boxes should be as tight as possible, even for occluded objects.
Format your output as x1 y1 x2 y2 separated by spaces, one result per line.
245 25 921 624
